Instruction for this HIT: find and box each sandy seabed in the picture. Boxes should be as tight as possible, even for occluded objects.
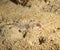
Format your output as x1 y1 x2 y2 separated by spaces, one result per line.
0 0 60 50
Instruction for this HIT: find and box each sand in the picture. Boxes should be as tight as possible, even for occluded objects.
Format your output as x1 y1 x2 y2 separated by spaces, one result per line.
0 0 60 50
